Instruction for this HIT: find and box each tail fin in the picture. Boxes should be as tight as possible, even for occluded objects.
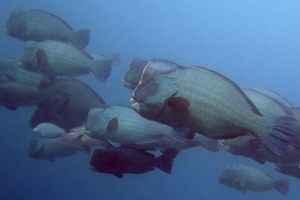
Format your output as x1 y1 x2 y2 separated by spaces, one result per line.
111 52 122 66
155 148 178 174
70 29 91 49
90 59 113 83
260 116 294 156
197 136 219 152
273 178 290 196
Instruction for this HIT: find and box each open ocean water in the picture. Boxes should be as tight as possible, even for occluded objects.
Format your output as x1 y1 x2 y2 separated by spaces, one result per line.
0 1 300 199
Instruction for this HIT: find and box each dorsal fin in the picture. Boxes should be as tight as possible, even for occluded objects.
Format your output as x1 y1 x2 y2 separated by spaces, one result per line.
29 9 73 30
243 88 293 116
187 65 263 116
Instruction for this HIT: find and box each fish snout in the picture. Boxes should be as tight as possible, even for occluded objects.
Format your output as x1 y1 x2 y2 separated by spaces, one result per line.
3 27 8 34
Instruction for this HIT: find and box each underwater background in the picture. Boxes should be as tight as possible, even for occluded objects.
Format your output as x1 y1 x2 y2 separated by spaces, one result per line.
1 1 300 199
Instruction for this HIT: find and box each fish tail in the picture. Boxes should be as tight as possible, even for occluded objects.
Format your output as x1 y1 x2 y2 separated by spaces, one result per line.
90 59 113 83
155 148 177 174
273 178 290 196
260 116 294 156
70 29 91 49
198 136 219 152
111 52 122 66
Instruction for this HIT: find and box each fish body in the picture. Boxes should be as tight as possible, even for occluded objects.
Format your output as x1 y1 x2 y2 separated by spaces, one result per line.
18 40 112 82
61 126 109 147
89 147 177 178
0 81 43 110
219 164 289 195
28 138 90 162
29 78 107 130
122 58 149 90
84 106 184 147
4 9 90 49
33 123 65 138
222 136 300 164
131 59 293 156
0 57 51 88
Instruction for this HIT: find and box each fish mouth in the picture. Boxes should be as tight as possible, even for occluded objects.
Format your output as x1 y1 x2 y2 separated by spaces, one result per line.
130 96 137 102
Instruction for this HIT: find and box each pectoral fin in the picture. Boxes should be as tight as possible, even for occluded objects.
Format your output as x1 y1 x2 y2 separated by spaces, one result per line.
167 97 190 111
36 49 48 66
106 117 118 132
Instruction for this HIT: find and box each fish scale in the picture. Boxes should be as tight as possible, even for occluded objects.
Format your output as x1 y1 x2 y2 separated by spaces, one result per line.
132 59 294 156
84 106 184 146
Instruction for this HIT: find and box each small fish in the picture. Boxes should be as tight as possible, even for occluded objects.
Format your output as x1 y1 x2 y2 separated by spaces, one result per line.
131 59 294 156
83 106 187 147
89 147 177 178
33 123 65 138
219 164 290 196
28 138 90 162
122 58 150 90
18 40 113 82
4 9 90 49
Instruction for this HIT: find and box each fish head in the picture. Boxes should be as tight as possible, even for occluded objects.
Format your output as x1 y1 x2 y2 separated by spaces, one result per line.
17 43 39 70
218 166 239 187
131 59 178 120
32 125 41 135
122 58 150 90
4 9 27 39
84 108 114 139
0 58 18 80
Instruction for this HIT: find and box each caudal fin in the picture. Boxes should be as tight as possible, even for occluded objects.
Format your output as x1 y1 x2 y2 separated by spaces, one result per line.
70 29 91 49
260 116 294 156
111 52 122 66
90 59 113 83
197 135 219 152
273 178 290 196
155 148 178 174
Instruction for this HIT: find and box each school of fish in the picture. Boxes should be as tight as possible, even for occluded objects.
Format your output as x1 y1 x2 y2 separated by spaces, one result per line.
2 8 300 195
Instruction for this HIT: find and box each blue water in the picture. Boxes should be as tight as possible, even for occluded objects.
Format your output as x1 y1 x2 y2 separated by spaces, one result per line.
1 1 300 199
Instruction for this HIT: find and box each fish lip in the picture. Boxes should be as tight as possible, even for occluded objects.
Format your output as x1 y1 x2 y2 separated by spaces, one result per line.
130 96 137 102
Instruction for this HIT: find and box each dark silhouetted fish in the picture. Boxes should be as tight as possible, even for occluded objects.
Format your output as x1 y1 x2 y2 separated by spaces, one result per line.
131 59 294 156
0 81 43 110
89 147 177 178
219 164 289 196
274 162 300 180
18 40 113 82
4 9 90 49
29 78 107 130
